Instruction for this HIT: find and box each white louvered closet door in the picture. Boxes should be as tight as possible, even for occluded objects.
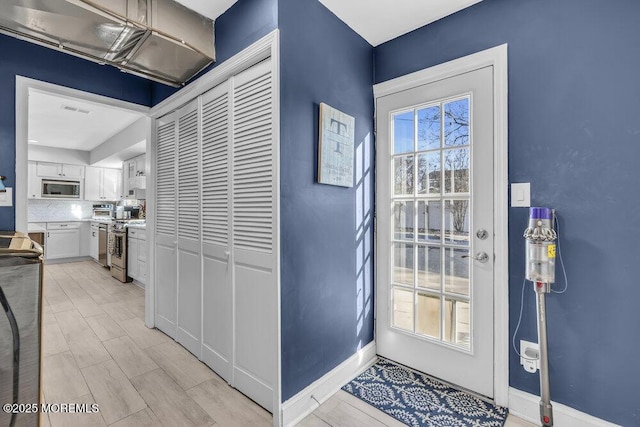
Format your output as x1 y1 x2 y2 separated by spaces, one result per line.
155 112 178 337
231 58 277 412
200 81 233 383
176 99 202 356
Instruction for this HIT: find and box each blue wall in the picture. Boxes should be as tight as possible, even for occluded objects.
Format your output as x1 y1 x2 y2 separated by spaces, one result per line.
279 0 375 401
375 0 640 424
151 0 278 105
0 34 152 231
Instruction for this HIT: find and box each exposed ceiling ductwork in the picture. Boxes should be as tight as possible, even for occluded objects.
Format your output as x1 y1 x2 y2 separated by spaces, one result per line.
0 0 215 87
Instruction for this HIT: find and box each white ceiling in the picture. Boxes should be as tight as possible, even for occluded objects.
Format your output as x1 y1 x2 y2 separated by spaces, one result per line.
28 90 145 151
177 0 483 47
174 0 238 20
320 0 483 46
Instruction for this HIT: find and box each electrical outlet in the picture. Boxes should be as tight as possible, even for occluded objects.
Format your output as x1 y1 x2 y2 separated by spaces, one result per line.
520 340 539 373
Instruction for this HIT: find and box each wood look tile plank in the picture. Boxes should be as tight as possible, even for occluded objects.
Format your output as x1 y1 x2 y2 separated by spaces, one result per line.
73 297 105 318
54 309 94 340
81 360 147 425
186 378 272 427
118 318 169 349
505 415 538 427
144 341 216 390
101 302 137 322
67 333 112 369
314 398 387 427
109 408 161 427
130 369 214 427
86 314 127 341
333 390 406 427
47 394 106 427
295 413 331 427
43 320 69 356
103 335 159 379
55 309 111 368
43 352 90 403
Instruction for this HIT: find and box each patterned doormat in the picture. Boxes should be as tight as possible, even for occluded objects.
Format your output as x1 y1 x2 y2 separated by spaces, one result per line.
342 358 508 427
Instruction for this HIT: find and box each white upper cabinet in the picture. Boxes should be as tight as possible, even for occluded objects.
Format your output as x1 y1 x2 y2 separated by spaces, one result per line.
36 162 84 179
102 168 122 200
28 161 40 199
84 166 102 201
85 166 122 201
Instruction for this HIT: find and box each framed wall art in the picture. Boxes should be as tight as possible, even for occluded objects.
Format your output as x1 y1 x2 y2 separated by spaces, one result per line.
318 102 355 188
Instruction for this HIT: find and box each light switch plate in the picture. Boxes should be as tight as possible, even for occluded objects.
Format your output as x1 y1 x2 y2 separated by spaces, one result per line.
0 188 13 207
510 183 530 207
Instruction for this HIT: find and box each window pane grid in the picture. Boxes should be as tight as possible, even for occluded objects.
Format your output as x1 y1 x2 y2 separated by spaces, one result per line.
390 95 471 350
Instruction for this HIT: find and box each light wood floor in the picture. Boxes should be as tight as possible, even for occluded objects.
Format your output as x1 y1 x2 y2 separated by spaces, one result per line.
42 260 536 427
41 261 272 427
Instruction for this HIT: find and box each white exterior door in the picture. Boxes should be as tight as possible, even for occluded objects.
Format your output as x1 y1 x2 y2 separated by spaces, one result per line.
376 66 495 397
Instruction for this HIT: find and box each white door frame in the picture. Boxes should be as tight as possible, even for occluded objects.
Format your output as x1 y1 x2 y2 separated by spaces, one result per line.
14 77 152 325
373 44 509 406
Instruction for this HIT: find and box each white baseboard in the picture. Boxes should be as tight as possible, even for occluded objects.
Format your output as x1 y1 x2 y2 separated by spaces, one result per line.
281 341 377 427
508 387 620 427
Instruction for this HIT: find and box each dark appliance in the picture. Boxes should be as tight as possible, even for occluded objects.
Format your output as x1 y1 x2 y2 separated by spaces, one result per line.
0 232 44 427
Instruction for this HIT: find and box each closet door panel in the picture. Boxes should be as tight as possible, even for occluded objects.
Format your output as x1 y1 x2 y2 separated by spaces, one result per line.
155 113 178 337
201 82 233 382
176 99 202 356
232 58 276 411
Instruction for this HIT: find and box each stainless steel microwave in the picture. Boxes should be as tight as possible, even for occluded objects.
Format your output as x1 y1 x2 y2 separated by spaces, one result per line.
41 179 81 198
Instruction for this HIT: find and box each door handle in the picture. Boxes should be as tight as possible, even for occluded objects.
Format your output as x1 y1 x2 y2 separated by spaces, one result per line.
462 252 489 263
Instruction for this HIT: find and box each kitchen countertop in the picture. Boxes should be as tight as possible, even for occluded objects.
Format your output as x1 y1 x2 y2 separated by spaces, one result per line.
126 224 146 229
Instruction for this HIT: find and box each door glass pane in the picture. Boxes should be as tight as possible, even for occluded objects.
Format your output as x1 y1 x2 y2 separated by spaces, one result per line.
417 200 440 242
392 287 414 332
416 293 440 339
417 245 440 291
444 148 469 193
444 199 470 245
444 98 469 147
417 105 440 150
444 247 469 296
393 243 414 286
394 155 414 195
394 111 414 154
389 94 474 351
393 201 414 241
445 298 470 349
417 152 440 195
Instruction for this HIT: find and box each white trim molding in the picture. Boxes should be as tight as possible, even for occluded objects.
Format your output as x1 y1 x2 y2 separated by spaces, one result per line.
373 44 509 406
509 388 621 427
281 341 377 427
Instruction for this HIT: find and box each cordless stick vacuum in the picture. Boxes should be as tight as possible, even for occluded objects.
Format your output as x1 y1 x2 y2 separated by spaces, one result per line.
523 207 556 427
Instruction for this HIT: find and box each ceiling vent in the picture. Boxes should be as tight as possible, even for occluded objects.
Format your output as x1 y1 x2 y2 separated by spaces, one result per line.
0 0 215 87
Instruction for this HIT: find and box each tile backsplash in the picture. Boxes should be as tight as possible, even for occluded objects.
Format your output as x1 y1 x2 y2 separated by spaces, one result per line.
28 200 94 222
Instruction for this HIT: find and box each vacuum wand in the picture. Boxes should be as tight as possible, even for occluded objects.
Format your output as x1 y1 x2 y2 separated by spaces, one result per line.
523 207 556 427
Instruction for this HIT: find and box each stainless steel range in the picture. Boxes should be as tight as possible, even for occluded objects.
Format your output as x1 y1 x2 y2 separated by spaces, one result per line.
109 222 129 282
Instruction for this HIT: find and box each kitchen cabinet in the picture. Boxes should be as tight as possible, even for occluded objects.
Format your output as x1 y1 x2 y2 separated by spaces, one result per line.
85 166 123 201
46 223 81 260
28 161 40 199
123 155 146 199
36 162 84 179
127 227 147 286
